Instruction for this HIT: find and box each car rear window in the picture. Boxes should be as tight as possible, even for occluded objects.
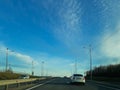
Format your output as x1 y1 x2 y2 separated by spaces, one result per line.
73 74 83 76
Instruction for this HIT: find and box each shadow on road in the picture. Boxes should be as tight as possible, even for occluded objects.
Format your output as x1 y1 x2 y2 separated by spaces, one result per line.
46 78 85 86
46 81 70 85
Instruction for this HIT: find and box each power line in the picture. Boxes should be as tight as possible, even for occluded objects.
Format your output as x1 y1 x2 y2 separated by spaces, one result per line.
92 29 120 50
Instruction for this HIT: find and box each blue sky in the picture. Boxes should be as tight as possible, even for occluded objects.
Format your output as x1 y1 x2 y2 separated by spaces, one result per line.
0 0 120 76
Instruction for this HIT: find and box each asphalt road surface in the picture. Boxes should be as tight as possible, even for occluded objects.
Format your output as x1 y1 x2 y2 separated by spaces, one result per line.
26 77 120 90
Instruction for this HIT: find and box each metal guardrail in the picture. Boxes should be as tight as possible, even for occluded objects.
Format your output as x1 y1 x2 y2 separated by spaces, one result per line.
0 78 45 90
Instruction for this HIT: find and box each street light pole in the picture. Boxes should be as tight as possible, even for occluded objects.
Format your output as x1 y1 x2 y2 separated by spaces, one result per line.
5 48 14 72
89 45 92 80
41 61 44 76
32 61 34 76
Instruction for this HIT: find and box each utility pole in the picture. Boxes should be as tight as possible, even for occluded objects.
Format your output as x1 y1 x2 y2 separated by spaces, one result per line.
46 69 48 76
32 61 34 76
83 45 93 80
70 67 73 75
5 48 14 72
89 45 92 80
0 50 2 70
9 64 12 72
6 48 8 71
75 59 77 74
41 61 44 76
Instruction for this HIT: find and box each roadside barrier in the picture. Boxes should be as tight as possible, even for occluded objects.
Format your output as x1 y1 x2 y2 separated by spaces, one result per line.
0 78 45 90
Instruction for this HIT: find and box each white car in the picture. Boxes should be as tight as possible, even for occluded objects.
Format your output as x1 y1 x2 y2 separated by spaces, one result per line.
19 75 30 79
71 74 85 85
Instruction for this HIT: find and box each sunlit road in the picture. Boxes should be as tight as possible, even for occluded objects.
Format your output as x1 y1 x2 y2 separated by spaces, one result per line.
26 77 120 90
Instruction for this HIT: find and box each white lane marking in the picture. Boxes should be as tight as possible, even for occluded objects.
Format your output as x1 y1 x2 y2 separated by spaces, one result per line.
95 83 120 90
26 79 56 90
26 84 44 90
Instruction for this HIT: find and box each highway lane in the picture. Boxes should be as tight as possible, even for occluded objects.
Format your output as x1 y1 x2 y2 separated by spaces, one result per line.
26 77 120 90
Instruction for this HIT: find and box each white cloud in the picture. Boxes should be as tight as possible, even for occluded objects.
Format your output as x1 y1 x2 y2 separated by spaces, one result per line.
101 23 120 64
12 52 36 64
93 0 120 64
100 22 120 63
0 44 39 65
0 43 7 52
99 0 120 59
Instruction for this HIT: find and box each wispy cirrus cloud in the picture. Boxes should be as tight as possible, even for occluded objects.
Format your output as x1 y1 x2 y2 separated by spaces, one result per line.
53 0 82 48
94 0 120 29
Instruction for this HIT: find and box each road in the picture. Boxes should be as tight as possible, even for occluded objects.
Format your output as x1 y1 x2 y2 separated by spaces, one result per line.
26 77 120 90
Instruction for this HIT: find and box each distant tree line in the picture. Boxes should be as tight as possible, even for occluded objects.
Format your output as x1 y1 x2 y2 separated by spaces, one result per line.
86 64 120 77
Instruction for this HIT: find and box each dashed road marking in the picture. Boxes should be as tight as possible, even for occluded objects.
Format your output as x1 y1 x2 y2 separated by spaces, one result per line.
26 79 56 90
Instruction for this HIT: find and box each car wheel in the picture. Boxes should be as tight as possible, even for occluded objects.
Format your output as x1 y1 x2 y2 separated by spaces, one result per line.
82 83 85 85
